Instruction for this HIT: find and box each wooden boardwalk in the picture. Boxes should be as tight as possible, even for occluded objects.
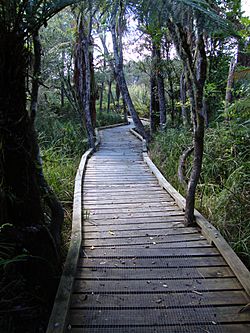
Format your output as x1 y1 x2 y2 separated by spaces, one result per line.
67 124 250 333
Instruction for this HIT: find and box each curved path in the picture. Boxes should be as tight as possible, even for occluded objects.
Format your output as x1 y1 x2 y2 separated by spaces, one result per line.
67 124 250 333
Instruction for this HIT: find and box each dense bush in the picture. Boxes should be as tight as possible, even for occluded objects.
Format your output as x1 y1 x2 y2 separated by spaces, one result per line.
96 111 124 127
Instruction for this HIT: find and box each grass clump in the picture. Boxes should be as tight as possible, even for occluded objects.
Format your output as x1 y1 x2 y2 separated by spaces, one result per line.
96 111 124 127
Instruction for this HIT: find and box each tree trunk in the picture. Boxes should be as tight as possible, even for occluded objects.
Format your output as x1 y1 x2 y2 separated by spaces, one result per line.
180 70 188 126
30 30 41 123
225 56 237 115
184 115 205 226
0 30 61 275
107 79 112 112
0 32 43 227
74 17 95 149
90 46 96 128
184 32 207 227
150 74 159 134
99 81 104 112
168 71 175 125
123 97 128 122
61 49 65 108
110 10 148 141
30 30 64 248
156 47 167 129
178 146 194 187
116 82 121 112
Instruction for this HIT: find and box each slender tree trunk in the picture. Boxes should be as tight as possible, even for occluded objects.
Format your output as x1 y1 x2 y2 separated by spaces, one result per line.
185 114 205 225
30 30 41 123
90 47 96 128
110 7 148 141
107 79 112 112
61 49 65 108
180 71 188 126
99 82 104 112
123 97 128 122
150 75 159 134
184 33 207 227
156 47 167 129
74 16 95 148
168 71 175 125
116 82 121 112
82 31 95 148
225 56 237 115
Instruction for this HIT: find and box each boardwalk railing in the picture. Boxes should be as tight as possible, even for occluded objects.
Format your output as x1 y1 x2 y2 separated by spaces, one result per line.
130 127 250 297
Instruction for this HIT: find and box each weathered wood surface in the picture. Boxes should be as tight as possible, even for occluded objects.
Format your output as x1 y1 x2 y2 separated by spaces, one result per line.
67 124 250 332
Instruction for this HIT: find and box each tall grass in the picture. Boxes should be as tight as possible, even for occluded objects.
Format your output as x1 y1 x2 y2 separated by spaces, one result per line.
150 120 250 268
96 111 124 127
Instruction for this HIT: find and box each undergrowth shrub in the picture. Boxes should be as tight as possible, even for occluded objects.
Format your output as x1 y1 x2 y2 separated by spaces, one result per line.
96 111 124 127
150 119 250 268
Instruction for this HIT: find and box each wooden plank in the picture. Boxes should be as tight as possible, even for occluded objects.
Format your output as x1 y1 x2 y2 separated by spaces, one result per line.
84 240 213 249
77 256 226 268
73 277 242 293
88 206 179 216
84 216 185 226
83 228 199 240
84 171 153 175
84 198 174 205
84 202 177 210
75 266 233 280
85 216 185 224
84 178 157 182
84 192 168 198
82 247 220 257
70 289 249 308
83 221 185 232
68 305 250 326
88 211 184 220
70 324 250 333
84 233 204 246
83 187 162 193
84 183 159 189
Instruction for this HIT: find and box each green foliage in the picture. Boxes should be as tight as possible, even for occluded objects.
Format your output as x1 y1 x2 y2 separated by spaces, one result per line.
150 128 192 193
129 84 150 117
36 101 88 255
150 119 250 268
96 111 124 127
